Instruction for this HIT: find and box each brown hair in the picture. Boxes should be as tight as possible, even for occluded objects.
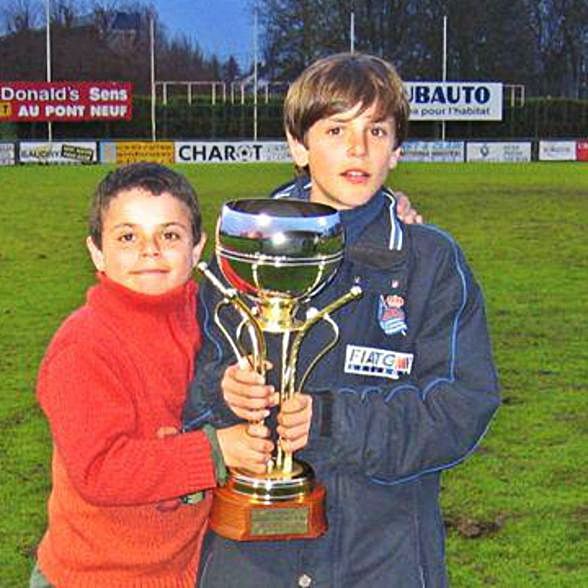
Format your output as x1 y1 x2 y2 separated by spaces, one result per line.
284 52 409 148
89 162 202 249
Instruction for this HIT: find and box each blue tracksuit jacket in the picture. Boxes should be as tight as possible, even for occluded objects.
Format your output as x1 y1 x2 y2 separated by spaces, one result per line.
183 177 500 587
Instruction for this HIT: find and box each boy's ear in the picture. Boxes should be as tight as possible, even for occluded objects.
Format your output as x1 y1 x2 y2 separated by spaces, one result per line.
388 146 402 171
86 236 105 271
286 131 310 168
191 232 207 267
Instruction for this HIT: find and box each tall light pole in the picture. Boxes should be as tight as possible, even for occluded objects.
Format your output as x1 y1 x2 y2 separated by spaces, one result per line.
441 15 447 141
253 2 258 141
150 14 156 141
350 11 355 53
45 0 53 141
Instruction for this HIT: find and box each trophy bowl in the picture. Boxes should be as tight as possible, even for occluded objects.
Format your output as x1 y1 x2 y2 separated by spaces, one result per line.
217 198 344 305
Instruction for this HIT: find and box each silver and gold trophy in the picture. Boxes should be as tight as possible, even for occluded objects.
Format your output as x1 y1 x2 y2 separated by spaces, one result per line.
198 198 361 541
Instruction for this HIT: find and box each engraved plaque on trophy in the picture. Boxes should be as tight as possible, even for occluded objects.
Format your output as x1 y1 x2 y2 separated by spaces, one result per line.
198 198 361 541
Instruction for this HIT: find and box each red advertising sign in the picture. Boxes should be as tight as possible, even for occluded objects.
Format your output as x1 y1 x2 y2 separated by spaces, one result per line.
0 81 132 122
576 140 588 162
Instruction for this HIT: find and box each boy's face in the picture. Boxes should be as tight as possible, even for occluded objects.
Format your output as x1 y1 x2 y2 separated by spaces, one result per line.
288 102 401 210
86 188 205 295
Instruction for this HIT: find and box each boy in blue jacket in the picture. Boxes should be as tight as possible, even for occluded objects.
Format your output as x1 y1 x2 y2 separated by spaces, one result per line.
184 52 500 587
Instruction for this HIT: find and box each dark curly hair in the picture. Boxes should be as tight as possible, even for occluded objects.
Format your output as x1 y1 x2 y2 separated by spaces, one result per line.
88 162 201 249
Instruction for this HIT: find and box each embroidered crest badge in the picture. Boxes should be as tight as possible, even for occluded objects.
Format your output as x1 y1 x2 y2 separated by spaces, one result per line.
378 294 407 335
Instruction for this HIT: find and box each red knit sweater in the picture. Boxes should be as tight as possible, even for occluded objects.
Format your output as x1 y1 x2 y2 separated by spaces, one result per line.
36 274 216 587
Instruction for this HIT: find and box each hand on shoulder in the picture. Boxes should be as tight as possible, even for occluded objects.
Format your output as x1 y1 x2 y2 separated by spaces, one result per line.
395 191 423 224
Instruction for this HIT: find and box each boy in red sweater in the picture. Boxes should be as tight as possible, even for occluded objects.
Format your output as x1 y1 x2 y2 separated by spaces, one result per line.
32 163 279 587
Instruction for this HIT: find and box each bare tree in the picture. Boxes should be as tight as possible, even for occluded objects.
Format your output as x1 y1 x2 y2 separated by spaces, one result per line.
258 0 587 97
260 0 330 79
525 0 588 97
48 0 79 27
1 0 41 33
222 55 242 82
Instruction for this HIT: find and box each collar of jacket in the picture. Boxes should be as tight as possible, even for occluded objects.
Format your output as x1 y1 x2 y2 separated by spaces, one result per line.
347 193 409 272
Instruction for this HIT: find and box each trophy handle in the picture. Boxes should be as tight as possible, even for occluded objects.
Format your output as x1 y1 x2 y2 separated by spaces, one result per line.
213 300 246 365
199 261 267 375
279 285 363 472
210 302 263 374
298 313 339 394
286 285 363 397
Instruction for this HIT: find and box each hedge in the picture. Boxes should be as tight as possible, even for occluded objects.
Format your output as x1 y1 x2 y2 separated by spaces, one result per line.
7 96 587 141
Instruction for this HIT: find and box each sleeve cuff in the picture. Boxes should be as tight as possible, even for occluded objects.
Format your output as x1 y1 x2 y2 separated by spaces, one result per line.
203 424 228 485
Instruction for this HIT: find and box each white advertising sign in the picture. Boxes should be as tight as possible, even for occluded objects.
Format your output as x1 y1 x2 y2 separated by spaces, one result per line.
466 142 532 163
175 141 291 164
538 141 577 161
401 141 465 163
0 143 15 165
406 82 503 121
19 141 98 164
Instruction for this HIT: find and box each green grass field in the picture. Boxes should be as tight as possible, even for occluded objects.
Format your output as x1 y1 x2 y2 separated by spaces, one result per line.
0 162 586 586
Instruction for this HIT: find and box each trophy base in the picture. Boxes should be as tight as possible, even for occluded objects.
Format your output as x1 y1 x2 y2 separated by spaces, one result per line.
209 462 327 541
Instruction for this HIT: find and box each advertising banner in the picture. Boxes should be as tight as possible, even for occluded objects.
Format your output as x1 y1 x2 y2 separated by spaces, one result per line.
401 141 465 163
576 140 588 162
406 82 503 121
538 141 577 161
0 143 15 165
19 141 98 164
0 82 132 122
466 142 532 162
175 141 291 164
100 141 175 164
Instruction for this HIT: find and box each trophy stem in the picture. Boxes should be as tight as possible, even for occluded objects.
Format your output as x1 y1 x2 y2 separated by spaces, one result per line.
275 330 290 473
273 288 363 476
259 297 300 333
